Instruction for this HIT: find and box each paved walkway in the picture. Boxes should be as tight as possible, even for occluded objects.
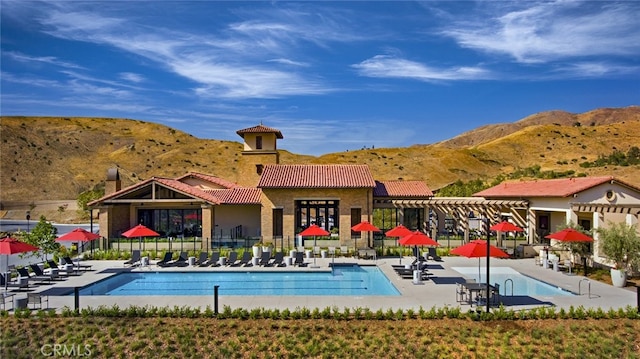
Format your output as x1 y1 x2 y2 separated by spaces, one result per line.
7 255 638 313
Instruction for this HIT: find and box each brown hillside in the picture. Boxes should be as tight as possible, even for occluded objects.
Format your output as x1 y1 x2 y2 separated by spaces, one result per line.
1 108 639 222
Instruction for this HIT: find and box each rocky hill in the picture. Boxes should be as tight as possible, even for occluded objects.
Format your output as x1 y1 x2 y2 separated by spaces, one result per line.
1 107 639 222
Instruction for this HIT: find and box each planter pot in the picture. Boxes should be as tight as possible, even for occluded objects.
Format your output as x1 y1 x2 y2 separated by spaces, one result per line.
252 246 261 258
262 246 271 254
610 268 627 288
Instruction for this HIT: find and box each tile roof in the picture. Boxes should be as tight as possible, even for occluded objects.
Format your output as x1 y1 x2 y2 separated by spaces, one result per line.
473 176 625 198
153 178 222 204
175 172 240 189
258 164 376 188
203 188 262 204
374 180 433 197
236 124 283 139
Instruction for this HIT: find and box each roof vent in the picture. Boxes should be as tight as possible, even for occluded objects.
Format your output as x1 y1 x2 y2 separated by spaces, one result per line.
605 190 616 202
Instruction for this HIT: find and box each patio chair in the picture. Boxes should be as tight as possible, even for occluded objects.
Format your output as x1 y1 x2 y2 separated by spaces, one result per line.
294 252 307 267
47 260 72 277
235 252 252 267
259 251 271 266
427 247 442 262
195 252 209 266
491 283 501 305
456 283 468 303
225 251 238 266
1 292 15 310
340 246 349 256
63 256 92 272
0 273 29 290
202 252 220 267
16 267 51 284
27 292 49 310
30 264 61 281
124 250 141 267
267 252 285 267
156 252 174 267
328 247 336 256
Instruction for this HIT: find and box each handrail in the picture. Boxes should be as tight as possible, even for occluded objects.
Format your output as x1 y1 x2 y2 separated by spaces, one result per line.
504 278 514 296
579 278 591 297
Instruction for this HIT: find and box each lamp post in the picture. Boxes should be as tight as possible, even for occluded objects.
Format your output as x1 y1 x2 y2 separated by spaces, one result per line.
485 217 491 313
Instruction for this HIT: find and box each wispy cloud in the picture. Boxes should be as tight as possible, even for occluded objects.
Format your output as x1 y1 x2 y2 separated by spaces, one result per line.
4 51 84 69
352 55 492 81
119 72 145 83
441 1 640 63
552 62 640 78
34 4 351 99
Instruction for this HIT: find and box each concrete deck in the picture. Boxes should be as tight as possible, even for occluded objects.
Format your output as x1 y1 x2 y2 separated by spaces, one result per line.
7 255 638 313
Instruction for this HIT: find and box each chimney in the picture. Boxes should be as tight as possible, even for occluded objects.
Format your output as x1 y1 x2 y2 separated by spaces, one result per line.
105 168 121 195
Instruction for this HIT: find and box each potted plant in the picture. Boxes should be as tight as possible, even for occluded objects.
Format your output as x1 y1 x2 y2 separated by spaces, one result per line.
596 222 640 287
252 242 262 258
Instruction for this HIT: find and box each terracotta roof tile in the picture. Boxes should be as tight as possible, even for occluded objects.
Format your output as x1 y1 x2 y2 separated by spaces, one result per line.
258 164 376 188
204 188 262 204
473 176 621 198
175 172 239 189
374 180 433 197
236 124 283 139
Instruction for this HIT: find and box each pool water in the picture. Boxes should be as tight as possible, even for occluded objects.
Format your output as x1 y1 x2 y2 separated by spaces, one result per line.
78 266 400 296
452 267 574 297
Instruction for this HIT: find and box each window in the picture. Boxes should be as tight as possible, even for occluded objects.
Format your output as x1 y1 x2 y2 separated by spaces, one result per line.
137 209 202 237
295 200 339 233
256 164 264 175
256 136 263 150
273 208 283 237
350 208 361 235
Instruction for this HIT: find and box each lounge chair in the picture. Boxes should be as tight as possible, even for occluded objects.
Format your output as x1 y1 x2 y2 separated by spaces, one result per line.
156 252 174 267
63 256 93 271
234 252 251 267
259 251 271 266
16 267 51 284
47 260 73 276
0 273 29 290
30 264 62 281
195 252 209 266
225 251 238 266
267 252 285 267
166 252 189 267
124 250 141 267
201 252 220 267
294 252 307 267
427 247 443 262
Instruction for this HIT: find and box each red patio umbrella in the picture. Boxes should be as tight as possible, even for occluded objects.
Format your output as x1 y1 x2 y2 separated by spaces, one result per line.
351 221 381 250
490 221 524 251
299 225 330 267
57 228 100 242
0 237 39 291
450 239 509 283
399 231 439 263
545 228 593 242
122 224 160 250
385 224 413 238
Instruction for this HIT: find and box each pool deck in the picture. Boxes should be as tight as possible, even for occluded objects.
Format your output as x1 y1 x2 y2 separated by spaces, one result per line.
9 255 638 313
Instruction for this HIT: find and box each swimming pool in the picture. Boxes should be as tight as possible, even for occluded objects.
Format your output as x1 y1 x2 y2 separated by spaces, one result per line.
78 266 400 296
452 267 574 297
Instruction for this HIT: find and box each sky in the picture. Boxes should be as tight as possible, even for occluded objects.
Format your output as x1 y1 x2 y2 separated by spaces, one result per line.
1 1 639 156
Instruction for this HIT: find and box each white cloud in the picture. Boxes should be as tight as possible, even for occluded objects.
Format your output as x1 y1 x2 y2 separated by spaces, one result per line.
352 55 492 81
553 62 640 78
441 1 640 63
119 72 145 83
4 51 84 69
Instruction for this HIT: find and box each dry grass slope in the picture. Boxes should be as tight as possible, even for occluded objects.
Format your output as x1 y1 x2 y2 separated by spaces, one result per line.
1 107 639 209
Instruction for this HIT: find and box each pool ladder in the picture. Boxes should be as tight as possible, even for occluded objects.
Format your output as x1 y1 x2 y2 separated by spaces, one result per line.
579 278 591 298
503 278 514 297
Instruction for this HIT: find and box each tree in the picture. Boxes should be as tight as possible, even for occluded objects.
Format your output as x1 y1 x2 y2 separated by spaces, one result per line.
596 221 640 273
20 215 59 261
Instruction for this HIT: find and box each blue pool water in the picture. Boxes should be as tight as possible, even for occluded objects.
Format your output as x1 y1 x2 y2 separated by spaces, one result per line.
78 266 400 296
452 267 574 297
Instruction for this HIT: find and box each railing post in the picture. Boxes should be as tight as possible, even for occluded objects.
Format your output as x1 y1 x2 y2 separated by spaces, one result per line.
74 287 80 313
214 285 219 315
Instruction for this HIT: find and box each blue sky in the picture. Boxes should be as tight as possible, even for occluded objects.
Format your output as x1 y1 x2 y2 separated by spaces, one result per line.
2 1 639 156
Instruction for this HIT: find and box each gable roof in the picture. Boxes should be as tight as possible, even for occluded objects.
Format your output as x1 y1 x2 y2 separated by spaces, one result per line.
203 188 262 204
258 164 376 188
236 124 283 139
374 180 433 197
473 176 638 198
175 172 240 189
